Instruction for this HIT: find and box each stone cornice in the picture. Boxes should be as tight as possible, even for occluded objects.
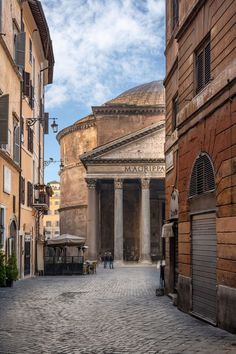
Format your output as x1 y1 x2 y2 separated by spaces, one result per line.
81 121 165 163
92 105 165 116
0 149 21 172
57 119 96 142
85 158 165 165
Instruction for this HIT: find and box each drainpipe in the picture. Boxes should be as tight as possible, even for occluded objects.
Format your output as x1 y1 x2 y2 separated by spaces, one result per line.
18 7 24 277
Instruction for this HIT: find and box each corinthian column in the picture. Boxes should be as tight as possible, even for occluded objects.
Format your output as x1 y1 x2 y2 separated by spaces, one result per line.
114 178 123 264
140 178 151 264
86 178 98 260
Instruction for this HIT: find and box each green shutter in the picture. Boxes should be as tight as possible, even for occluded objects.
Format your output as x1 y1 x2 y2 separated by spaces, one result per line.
15 32 26 68
0 94 9 145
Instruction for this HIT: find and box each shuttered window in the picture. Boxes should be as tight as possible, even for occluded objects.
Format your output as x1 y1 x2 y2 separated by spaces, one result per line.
21 176 25 204
29 38 32 64
27 181 33 207
189 154 215 197
196 36 211 93
43 112 49 134
29 82 34 109
27 127 33 153
15 32 26 68
0 94 9 145
23 71 30 97
172 0 179 30
13 124 20 164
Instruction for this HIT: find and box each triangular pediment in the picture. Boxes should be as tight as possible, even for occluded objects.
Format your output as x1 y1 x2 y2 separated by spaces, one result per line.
81 121 165 163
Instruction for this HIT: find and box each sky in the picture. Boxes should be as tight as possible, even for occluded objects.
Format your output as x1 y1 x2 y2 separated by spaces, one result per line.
41 0 166 183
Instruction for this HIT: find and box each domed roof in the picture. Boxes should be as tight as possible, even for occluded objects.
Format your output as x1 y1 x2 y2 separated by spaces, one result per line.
104 80 164 106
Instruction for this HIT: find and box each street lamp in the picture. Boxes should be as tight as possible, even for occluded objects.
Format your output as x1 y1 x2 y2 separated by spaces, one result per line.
26 117 58 133
51 118 58 133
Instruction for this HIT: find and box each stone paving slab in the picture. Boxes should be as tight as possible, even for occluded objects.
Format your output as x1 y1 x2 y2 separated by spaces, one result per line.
0 266 235 354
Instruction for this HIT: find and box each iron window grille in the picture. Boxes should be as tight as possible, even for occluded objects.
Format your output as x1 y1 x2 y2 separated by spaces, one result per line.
189 153 215 198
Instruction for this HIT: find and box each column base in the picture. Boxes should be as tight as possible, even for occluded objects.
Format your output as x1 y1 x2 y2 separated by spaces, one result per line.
114 260 125 267
139 258 152 265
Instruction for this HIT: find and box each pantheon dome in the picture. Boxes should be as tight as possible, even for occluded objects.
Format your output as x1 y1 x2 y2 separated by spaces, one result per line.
57 80 166 262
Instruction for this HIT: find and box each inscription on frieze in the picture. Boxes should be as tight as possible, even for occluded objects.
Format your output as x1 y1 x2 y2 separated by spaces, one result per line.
124 165 165 174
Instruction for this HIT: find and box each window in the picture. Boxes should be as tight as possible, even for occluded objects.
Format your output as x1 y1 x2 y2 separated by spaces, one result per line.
195 36 211 93
189 153 215 197
54 210 59 215
0 206 5 249
172 0 179 30
46 221 51 227
14 31 26 69
55 201 59 205
13 123 20 164
21 177 25 204
29 81 34 109
23 71 30 97
27 181 33 207
29 38 32 64
55 221 59 227
21 117 24 143
3 166 11 194
0 94 9 146
55 231 59 235
172 95 178 131
27 127 33 153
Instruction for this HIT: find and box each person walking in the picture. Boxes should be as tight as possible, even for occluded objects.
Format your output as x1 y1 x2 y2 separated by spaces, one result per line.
108 252 114 269
104 252 108 269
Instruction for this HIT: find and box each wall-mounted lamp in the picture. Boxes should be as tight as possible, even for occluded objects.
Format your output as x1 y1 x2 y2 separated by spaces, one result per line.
26 117 58 133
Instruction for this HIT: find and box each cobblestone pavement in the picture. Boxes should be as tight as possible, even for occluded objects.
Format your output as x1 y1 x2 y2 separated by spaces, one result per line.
0 266 235 354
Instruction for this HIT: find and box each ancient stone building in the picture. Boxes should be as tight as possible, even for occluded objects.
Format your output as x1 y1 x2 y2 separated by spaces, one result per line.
57 81 166 263
164 0 236 333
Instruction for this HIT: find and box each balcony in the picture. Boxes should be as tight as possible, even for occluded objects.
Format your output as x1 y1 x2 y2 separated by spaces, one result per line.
32 184 53 213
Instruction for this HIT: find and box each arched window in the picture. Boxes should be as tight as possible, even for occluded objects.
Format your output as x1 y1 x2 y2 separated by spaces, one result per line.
189 153 215 198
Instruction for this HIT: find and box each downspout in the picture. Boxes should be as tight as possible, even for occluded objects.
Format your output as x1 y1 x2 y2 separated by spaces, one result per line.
18 7 24 277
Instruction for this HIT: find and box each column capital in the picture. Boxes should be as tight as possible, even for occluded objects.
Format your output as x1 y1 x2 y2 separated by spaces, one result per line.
114 178 123 189
86 178 97 189
141 178 150 189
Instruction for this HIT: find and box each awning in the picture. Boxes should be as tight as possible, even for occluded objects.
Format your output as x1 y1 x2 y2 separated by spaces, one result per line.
47 234 86 246
161 223 174 238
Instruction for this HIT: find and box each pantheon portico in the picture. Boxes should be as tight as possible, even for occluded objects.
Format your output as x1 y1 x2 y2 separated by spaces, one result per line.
57 81 166 262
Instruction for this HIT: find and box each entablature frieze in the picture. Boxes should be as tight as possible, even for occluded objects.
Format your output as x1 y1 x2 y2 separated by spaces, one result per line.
86 161 165 180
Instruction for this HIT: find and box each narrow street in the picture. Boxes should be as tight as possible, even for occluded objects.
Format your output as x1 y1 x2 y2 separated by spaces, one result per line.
0 266 235 354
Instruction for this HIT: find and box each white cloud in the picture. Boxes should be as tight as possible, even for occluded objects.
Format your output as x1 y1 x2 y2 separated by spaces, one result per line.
41 0 165 110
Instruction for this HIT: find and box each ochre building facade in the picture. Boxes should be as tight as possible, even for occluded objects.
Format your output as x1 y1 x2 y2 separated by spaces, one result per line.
0 0 54 278
164 0 236 333
58 81 166 263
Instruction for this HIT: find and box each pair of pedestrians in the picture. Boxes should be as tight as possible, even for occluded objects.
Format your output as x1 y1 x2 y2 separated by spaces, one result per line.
103 252 114 269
